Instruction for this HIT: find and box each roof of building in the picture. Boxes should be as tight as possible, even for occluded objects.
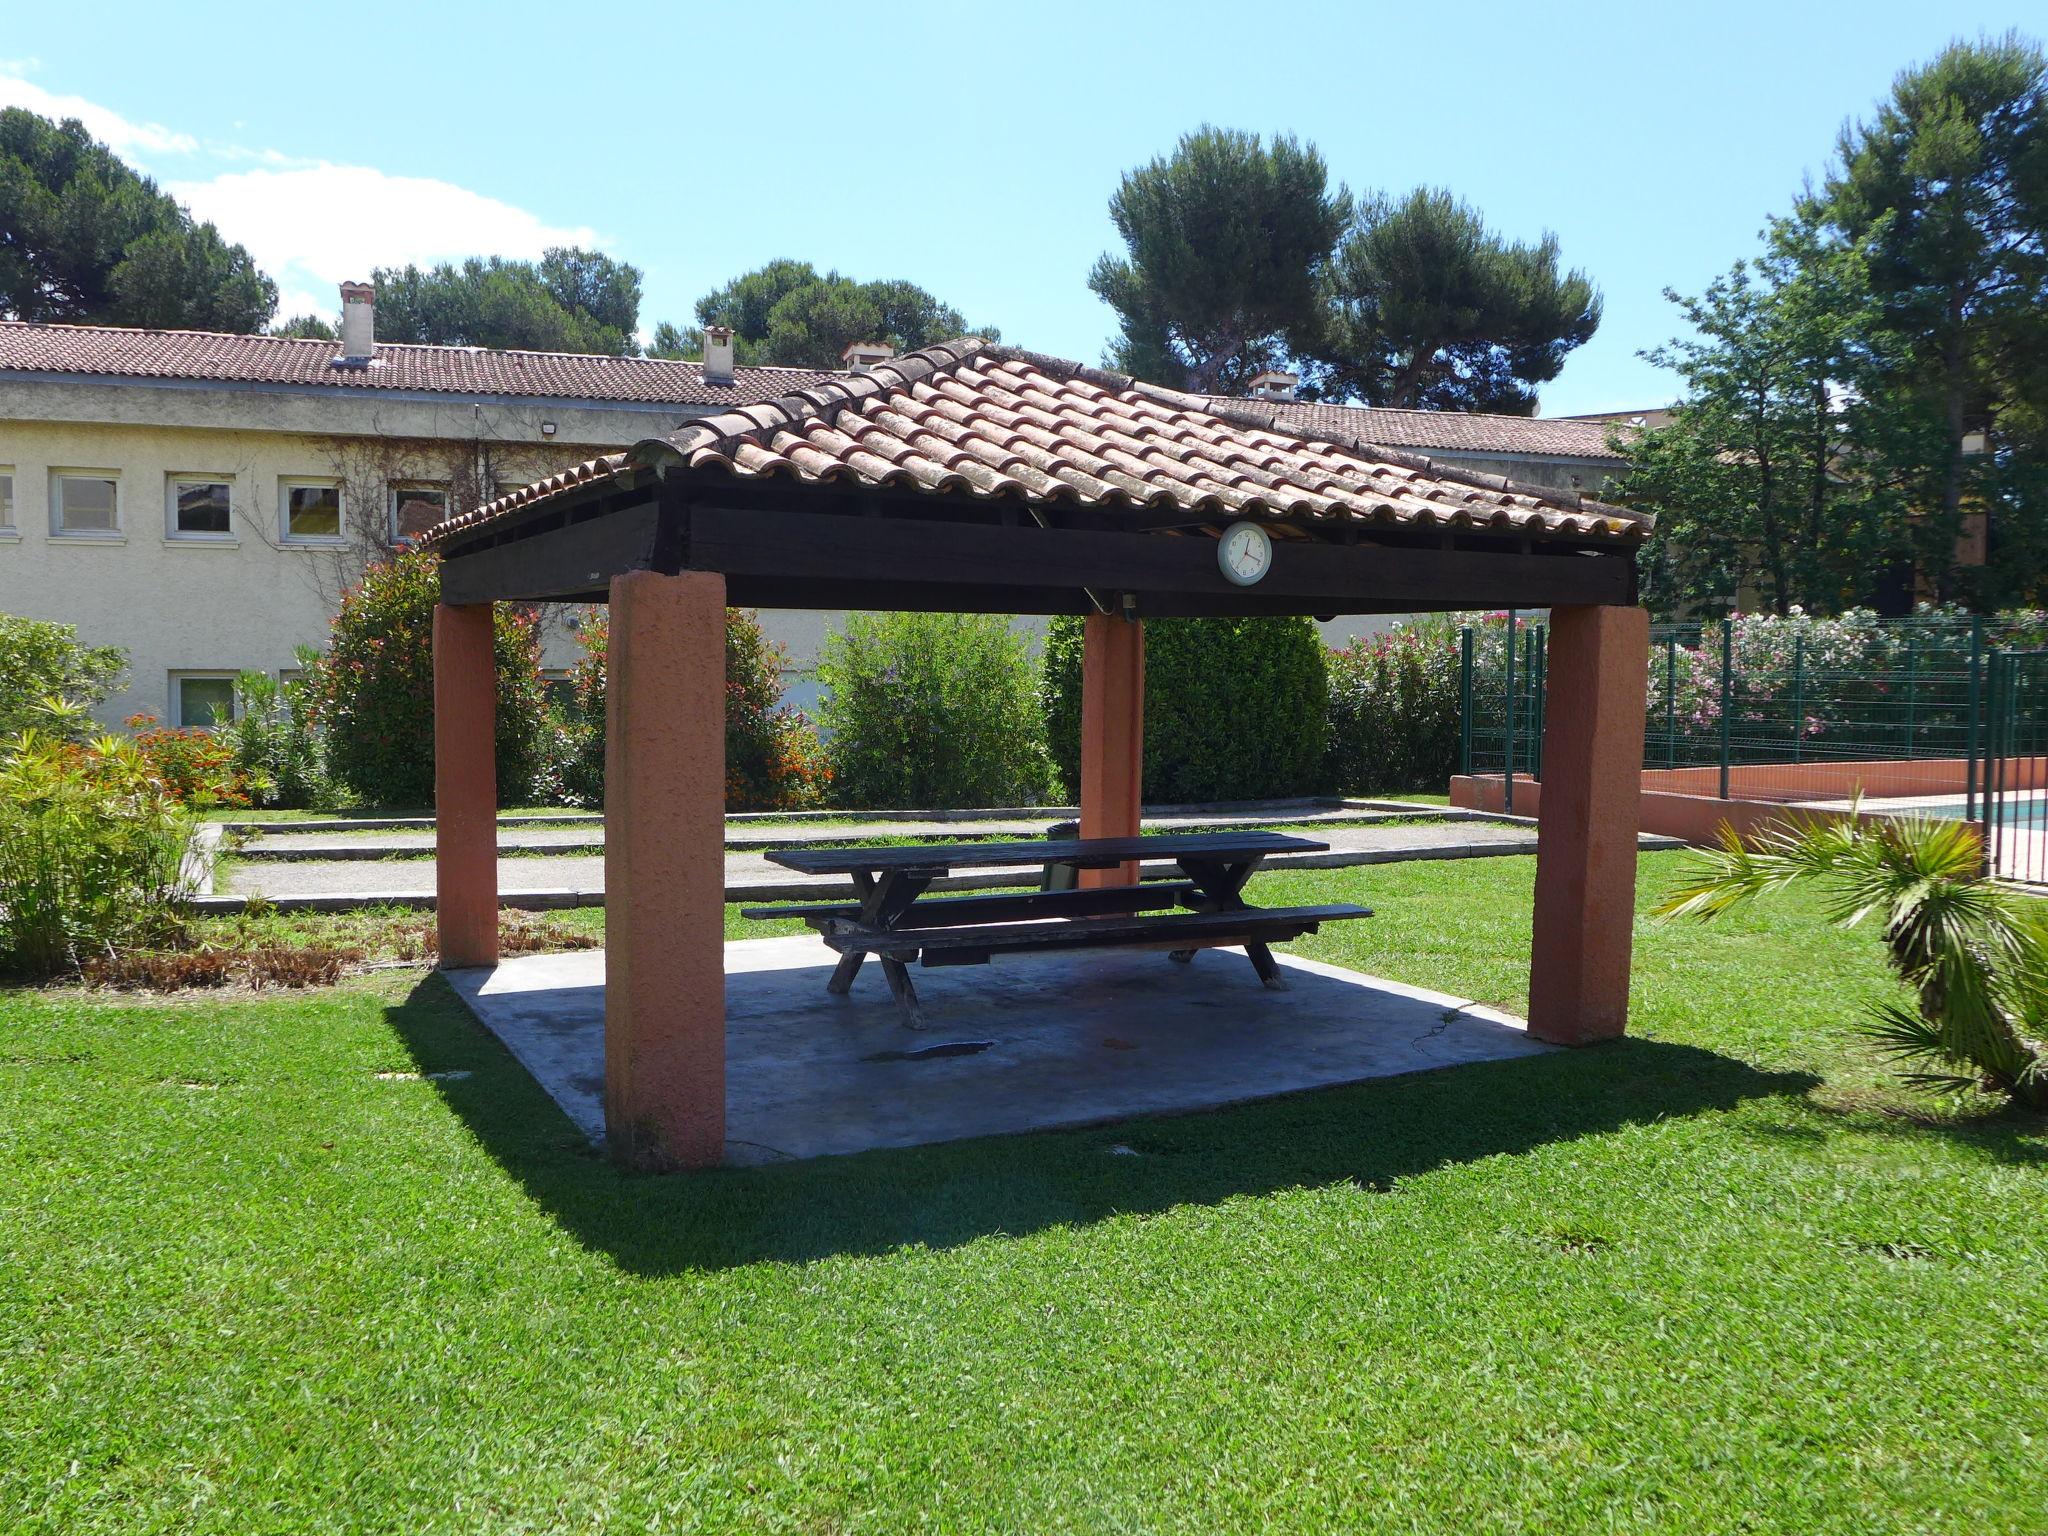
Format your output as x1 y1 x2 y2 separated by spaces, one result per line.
1213 396 1633 462
426 339 1649 549
0 320 839 406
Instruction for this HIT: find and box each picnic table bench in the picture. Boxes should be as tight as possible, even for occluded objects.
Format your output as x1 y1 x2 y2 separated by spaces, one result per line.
741 831 1372 1026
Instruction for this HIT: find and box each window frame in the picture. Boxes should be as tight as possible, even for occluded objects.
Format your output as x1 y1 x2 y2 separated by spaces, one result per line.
165 472 237 542
279 477 347 545
0 465 15 534
50 469 122 538
170 672 239 730
387 479 452 545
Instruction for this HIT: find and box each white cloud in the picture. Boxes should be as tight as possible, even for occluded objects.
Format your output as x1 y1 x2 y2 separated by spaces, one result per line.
0 72 197 158
2 67 608 325
169 163 603 317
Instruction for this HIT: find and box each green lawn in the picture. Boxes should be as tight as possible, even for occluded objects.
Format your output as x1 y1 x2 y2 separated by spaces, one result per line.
5 853 2045 1532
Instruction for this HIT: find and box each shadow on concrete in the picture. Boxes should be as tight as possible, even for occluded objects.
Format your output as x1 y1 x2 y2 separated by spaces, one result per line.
385 972 1817 1275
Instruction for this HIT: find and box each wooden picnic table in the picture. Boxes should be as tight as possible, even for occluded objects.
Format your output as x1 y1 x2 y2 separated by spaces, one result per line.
745 831 1371 1026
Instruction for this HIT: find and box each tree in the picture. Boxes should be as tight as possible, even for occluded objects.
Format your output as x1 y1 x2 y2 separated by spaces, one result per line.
370 247 643 354
1661 813 2048 1109
1808 32 2048 605
1621 224 1892 616
0 613 125 740
268 314 337 341
670 260 994 368
645 320 690 360
0 107 276 330
1089 127 1351 393
1304 188 1602 412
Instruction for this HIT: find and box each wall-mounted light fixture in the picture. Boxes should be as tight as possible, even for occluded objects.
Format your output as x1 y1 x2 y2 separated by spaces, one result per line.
540 420 557 438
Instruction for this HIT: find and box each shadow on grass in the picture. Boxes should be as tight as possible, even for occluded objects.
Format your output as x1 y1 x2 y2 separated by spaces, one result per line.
385 972 1817 1274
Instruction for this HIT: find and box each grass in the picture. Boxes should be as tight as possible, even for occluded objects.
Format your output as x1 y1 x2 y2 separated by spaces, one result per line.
7 852 2044 1531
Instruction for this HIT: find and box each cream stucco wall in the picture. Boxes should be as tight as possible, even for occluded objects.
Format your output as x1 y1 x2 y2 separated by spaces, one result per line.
0 403 607 726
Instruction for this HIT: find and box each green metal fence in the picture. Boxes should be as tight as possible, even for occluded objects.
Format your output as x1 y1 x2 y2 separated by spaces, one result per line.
1985 650 2048 884
1461 613 2001 809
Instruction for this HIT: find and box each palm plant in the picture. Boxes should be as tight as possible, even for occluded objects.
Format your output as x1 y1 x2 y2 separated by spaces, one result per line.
1658 812 2047 1108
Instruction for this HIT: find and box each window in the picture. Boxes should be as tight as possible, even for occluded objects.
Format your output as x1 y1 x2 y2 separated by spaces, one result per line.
540 670 577 712
174 674 237 729
0 467 14 529
388 481 449 543
52 471 119 535
168 475 233 538
281 479 343 542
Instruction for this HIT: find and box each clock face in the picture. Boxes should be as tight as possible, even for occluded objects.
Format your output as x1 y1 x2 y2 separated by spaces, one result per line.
1218 521 1273 586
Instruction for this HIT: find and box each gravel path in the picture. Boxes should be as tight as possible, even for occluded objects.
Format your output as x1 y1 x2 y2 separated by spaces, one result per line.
214 819 1681 910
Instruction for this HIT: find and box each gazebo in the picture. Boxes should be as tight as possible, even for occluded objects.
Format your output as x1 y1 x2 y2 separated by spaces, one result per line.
422 340 1651 1169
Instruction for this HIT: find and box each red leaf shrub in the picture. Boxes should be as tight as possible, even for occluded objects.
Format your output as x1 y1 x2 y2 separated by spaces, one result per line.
309 549 549 808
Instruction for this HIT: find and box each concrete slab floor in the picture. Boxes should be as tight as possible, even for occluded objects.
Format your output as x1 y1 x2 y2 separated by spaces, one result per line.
443 937 1551 1165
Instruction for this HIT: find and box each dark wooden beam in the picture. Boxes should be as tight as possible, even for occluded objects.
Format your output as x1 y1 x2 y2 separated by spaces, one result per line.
687 505 1634 612
438 501 662 604
436 484 1639 612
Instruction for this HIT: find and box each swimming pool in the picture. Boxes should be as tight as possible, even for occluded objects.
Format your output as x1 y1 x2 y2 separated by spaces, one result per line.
1881 792 2046 829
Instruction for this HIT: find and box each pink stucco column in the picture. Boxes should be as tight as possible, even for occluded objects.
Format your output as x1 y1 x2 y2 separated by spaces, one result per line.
433 602 499 969
603 570 727 1169
1078 613 1145 888
1528 604 1650 1045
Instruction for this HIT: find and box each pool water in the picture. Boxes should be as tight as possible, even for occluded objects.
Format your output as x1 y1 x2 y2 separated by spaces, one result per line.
1906 797 2045 829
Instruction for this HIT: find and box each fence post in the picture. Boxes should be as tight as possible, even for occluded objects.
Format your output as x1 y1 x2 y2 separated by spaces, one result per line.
1790 633 1805 764
1458 626 1474 777
1503 609 1518 814
1904 633 1919 756
1531 625 1546 780
1966 616 1983 821
1665 638 1678 769
1718 618 1734 800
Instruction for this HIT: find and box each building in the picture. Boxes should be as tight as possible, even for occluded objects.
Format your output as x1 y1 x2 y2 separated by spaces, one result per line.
0 298 1641 725
1217 385 1635 496
0 289 840 726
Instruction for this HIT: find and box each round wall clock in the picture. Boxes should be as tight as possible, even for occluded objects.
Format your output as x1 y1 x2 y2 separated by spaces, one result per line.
1218 520 1274 586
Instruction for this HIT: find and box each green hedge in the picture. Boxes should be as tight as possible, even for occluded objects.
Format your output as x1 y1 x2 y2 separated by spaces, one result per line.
1042 616 1329 803
817 612 1055 809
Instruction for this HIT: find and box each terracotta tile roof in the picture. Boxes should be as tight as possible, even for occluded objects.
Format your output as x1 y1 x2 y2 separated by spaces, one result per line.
0 320 838 407
1215 396 1633 462
425 339 1651 548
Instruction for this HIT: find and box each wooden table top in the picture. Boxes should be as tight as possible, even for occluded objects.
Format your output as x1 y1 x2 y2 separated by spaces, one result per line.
765 829 1329 876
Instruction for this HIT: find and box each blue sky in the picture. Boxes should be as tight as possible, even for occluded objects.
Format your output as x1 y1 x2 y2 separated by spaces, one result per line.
2 1 2037 413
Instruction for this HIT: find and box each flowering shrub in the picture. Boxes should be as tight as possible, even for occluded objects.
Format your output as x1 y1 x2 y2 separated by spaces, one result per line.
553 609 829 812
308 549 550 808
126 713 249 807
1325 618 1463 793
0 731 194 976
1649 605 2048 752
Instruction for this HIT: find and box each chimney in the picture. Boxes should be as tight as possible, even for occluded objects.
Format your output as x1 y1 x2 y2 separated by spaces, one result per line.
1247 368 1297 402
335 280 376 368
701 324 735 387
841 340 895 373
